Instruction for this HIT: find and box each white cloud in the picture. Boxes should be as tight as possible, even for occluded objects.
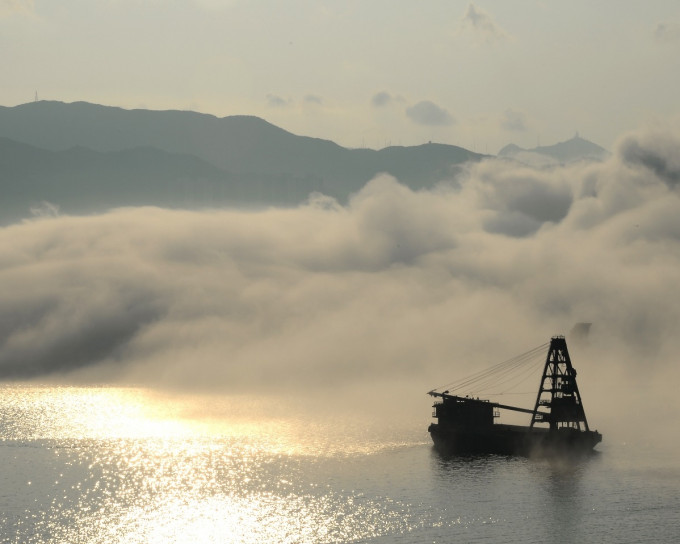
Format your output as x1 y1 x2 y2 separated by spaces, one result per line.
618 127 680 188
468 160 573 236
2 122 680 443
405 100 454 126
460 3 510 42
29 201 60 218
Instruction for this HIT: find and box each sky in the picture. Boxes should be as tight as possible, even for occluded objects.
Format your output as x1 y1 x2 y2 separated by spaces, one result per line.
2 0 680 153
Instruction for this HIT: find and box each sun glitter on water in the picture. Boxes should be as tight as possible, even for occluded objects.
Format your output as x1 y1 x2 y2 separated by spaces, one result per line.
0 384 425 544
2 385 350 448
2 385 195 441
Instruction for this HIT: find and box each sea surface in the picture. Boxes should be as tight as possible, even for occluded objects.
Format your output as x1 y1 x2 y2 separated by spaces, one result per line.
0 385 678 543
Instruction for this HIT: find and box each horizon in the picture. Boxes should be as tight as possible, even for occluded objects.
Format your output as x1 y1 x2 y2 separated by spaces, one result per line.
3 3 680 540
3 2 679 154
3 98 610 155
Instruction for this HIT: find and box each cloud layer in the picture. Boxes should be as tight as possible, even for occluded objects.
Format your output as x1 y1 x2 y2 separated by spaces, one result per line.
1 123 680 441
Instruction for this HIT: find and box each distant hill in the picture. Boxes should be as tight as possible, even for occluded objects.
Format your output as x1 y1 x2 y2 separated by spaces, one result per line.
0 137 243 224
498 135 609 165
0 101 485 222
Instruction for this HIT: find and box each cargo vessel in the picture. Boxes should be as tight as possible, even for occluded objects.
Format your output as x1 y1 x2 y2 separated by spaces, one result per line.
428 336 602 456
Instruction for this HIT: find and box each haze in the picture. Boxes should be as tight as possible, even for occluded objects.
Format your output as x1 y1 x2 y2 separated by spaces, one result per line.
2 1 680 152
2 1 680 448
2 121 679 443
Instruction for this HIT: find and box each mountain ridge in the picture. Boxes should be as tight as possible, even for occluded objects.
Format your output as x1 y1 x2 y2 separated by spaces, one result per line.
0 101 486 223
0 100 482 178
498 135 609 164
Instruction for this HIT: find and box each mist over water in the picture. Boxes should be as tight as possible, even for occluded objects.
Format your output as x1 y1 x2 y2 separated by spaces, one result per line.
1 385 678 543
1 122 679 447
2 123 680 543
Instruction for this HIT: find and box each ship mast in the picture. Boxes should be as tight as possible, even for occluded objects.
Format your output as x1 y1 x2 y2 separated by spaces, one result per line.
530 336 590 431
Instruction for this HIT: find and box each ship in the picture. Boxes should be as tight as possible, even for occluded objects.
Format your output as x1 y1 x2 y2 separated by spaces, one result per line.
428 336 602 456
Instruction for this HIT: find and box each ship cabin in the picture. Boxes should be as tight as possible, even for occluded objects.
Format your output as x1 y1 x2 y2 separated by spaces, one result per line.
432 393 498 429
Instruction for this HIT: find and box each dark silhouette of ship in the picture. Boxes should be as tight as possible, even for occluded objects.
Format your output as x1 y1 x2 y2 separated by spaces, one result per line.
428 336 602 455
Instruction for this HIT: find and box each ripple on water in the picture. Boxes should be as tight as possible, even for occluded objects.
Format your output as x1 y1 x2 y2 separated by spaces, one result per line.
0 385 428 543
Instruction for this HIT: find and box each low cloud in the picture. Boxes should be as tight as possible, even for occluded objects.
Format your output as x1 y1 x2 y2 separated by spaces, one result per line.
618 128 680 189
460 3 510 42
406 100 454 126
2 123 680 444
469 160 573 236
29 201 60 219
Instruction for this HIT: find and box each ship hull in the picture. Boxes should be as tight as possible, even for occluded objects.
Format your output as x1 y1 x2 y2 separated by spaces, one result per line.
428 423 602 457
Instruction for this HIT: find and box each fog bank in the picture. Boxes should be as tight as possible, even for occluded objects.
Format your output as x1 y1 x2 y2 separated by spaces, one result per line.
1 123 679 444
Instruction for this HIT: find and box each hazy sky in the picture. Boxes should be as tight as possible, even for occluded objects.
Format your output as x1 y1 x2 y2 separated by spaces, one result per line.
2 1 680 152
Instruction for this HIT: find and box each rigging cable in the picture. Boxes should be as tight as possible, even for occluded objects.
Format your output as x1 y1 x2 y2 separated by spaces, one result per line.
430 342 549 395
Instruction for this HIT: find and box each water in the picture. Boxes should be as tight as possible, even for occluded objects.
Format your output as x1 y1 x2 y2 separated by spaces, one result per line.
1 385 678 543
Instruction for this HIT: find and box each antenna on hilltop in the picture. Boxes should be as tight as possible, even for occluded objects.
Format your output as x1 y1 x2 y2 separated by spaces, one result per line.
34 91 38 102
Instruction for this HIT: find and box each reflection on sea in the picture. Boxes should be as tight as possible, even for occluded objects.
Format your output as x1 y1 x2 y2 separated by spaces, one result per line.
0 385 426 543
428 446 680 544
1 385 679 543
429 451 600 543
